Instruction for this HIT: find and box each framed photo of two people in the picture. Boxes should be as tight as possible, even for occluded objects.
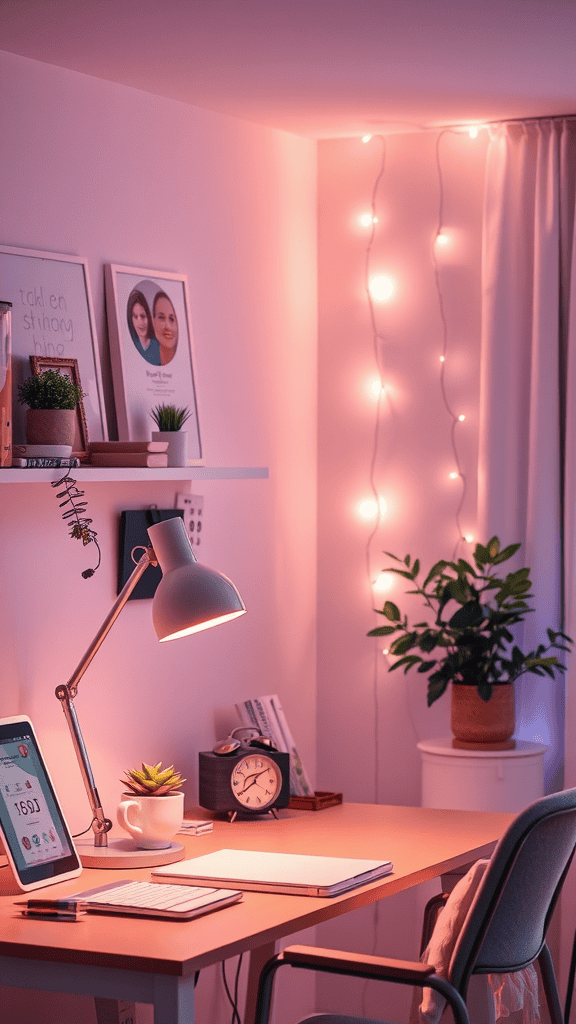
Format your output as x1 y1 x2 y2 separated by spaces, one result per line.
105 264 202 462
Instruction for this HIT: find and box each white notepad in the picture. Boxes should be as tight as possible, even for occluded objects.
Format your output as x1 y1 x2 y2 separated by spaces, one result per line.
152 848 393 897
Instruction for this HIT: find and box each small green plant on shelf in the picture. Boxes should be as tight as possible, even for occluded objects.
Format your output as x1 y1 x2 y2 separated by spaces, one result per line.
17 368 84 410
150 404 191 431
368 536 572 706
121 762 186 796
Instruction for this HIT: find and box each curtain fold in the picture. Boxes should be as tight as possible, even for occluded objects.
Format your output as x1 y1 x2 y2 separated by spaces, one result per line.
479 119 576 792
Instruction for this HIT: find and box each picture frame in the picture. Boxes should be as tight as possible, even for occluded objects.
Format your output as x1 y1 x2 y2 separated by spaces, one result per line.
105 264 202 463
29 355 89 460
0 245 107 449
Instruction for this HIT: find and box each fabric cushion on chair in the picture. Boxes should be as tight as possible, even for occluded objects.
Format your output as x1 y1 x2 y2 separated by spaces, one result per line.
412 861 539 1024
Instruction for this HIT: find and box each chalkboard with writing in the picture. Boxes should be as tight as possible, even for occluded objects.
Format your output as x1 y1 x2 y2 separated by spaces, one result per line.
0 245 107 446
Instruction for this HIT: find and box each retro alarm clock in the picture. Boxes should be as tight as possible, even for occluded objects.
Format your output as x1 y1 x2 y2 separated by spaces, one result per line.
199 728 290 821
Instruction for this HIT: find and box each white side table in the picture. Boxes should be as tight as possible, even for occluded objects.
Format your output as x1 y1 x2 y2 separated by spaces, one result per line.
418 737 547 813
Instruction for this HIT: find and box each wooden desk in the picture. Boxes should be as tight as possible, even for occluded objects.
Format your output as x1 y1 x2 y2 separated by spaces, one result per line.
0 803 513 1024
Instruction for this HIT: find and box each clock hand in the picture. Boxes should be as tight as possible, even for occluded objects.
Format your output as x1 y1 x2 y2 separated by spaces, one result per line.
237 768 273 795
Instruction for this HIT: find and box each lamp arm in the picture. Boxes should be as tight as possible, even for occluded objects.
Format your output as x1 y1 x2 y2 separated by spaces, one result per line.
55 545 158 847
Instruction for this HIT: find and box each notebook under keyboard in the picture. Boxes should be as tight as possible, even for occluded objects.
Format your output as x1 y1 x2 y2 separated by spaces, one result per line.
70 879 243 920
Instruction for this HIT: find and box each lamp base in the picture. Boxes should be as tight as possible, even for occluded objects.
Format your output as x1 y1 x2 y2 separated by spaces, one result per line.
75 837 186 869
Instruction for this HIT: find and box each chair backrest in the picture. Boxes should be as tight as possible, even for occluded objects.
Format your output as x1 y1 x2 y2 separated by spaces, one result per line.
449 788 576 994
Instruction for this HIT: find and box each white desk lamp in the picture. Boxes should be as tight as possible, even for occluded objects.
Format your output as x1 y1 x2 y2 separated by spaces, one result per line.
55 516 246 867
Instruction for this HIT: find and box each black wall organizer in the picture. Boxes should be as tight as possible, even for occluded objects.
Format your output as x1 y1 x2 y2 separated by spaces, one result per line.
118 508 184 600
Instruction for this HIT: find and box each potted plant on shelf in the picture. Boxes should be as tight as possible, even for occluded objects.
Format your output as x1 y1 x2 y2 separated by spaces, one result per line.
150 403 191 467
17 368 83 447
117 762 186 850
368 537 572 749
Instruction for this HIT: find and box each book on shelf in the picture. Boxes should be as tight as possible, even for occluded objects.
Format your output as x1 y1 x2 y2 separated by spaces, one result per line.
12 444 73 458
90 452 169 468
89 441 169 454
11 457 80 468
235 693 313 797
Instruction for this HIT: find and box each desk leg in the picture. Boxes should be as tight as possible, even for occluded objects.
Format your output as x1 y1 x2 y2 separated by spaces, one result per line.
151 973 195 1024
245 942 276 1024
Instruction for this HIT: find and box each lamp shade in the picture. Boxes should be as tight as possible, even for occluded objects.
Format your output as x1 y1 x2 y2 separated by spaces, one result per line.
147 517 246 641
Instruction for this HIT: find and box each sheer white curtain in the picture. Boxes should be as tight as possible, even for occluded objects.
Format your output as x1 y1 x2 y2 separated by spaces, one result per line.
478 118 576 793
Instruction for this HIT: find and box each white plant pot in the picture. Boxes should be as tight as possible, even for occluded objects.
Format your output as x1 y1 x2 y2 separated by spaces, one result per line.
152 430 188 467
116 791 184 850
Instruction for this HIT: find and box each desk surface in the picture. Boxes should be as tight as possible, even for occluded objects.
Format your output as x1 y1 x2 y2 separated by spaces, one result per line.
0 802 513 979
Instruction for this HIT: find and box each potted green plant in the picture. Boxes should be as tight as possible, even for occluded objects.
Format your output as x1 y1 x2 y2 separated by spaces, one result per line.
150 403 191 467
368 537 572 748
117 762 186 850
17 368 83 447
121 761 186 796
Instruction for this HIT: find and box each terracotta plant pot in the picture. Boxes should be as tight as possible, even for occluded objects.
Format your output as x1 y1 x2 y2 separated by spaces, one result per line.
451 683 515 750
26 408 76 447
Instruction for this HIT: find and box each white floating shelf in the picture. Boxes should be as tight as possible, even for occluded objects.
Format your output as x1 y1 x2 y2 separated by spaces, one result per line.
0 466 269 483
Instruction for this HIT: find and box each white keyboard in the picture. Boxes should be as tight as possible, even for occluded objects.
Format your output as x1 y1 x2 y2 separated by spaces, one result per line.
71 878 243 920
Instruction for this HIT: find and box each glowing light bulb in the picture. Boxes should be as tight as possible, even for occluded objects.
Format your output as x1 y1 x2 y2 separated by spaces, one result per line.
371 379 382 396
468 126 479 139
362 134 373 143
449 471 459 480
374 572 393 592
458 414 466 422
360 499 378 518
359 497 387 518
369 275 393 301
382 648 390 656
360 212 378 227
439 355 445 363
436 233 448 245
464 534 474 544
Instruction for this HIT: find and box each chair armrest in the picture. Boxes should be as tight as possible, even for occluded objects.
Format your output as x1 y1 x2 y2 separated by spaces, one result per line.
421 892 449 953
255 945 470 1024
281 945 435 982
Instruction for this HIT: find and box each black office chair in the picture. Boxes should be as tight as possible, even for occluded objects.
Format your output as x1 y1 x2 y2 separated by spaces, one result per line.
255 788 576 1024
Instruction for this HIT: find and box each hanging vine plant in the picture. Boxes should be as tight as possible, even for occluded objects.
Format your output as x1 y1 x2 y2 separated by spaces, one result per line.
51 474 101 578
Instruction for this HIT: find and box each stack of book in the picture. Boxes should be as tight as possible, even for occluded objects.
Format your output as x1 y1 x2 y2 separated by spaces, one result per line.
89 441 169 468
11 444 79 468
235 693 313 797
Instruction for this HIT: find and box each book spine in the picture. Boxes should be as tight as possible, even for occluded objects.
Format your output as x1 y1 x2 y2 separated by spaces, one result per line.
11 457 80 468
235 699 261 731
237 694 310 797
261 694 312 796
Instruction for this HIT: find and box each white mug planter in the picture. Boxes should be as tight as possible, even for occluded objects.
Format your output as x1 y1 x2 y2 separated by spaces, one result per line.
152 430 188 467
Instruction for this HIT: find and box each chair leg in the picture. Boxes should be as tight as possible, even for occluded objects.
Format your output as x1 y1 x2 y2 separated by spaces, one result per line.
539 944 564 1024
565 928 576 1024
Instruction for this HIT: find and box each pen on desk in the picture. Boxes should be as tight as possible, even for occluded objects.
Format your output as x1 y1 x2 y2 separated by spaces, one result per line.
16 898 87 920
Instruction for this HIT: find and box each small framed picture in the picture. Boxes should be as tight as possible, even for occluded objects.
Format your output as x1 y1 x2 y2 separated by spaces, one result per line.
29 355 89 459
105 264 202 462
0 244 108 448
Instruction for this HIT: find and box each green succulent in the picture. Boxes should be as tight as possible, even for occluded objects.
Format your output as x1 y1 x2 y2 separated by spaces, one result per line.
121 762 186 796
17 368 84 410
368 536 572 706
151 404 191 431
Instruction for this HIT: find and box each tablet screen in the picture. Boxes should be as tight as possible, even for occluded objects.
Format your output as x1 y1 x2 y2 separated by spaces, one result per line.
0 716 81 890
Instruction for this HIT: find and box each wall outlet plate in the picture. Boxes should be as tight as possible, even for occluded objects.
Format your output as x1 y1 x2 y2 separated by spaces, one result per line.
175 492 203 550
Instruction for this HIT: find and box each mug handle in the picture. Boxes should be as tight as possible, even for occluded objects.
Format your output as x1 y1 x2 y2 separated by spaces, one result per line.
117 799 143 836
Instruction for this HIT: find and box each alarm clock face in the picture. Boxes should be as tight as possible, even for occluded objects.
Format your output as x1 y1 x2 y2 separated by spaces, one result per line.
230 753 283 811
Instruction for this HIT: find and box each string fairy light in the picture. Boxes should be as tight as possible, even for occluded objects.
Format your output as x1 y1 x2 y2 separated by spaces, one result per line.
359 133 392 819
432 129 470 557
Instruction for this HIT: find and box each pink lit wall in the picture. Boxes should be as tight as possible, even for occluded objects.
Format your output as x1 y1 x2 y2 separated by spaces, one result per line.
315 130 489 1017
0 49 317 1024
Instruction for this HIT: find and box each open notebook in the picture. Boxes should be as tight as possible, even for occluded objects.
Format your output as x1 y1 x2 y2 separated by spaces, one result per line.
152 848 394 897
